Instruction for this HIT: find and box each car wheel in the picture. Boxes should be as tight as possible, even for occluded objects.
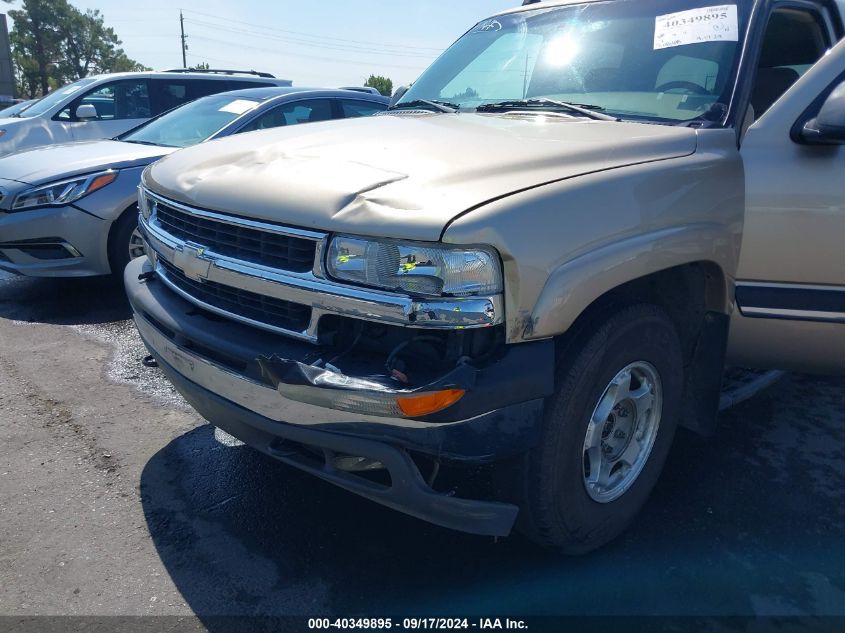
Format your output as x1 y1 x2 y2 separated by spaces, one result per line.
128 226 145 261
505 304 683 554
108 206 144 277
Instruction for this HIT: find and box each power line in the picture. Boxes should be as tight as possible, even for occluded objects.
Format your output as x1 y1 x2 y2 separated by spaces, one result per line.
187 35 430 71
186 50 363 83
185 18 437 59
181 8 445 52
180 8 445 54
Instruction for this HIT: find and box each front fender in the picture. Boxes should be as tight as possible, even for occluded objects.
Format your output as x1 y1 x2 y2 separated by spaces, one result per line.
525 224 735 340
442 130 744 344
76 166 145 222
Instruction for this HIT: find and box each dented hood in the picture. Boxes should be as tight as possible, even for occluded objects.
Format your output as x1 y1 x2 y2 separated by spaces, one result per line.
144 113 698 241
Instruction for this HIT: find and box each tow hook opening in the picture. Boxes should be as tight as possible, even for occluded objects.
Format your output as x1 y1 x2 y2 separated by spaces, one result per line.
269 437 392 487
333 455 386 473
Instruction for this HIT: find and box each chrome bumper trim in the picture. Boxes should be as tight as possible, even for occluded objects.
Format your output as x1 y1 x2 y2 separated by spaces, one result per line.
138 202 503 342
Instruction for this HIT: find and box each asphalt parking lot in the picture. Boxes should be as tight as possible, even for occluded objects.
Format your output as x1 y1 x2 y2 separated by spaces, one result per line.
2 269 845 620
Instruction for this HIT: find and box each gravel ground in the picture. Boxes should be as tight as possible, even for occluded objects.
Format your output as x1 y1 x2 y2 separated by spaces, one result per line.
1 270 845 621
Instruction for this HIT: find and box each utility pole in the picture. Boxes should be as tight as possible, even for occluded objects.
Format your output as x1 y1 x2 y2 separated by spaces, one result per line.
179 10 187 68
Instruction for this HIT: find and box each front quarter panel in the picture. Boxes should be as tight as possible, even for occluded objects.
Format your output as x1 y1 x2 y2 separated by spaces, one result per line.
75 165 148 222
443 129 743 343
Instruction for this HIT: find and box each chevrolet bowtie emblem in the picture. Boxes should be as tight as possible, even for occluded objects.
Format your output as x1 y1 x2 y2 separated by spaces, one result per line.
174 244 213 281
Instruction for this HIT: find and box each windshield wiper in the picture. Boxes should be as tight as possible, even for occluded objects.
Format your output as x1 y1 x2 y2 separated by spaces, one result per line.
389 99 459 114
476 98 620 121
121 139 166 146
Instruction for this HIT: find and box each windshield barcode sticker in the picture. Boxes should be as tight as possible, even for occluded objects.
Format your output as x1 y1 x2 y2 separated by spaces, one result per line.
654 5 738 49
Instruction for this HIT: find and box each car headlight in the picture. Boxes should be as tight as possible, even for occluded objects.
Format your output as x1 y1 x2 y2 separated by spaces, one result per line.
11 170 118 212
327 235 503 297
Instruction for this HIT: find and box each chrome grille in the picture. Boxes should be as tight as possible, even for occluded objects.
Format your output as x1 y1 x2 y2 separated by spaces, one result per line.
153 201 316 273
159 258 312 333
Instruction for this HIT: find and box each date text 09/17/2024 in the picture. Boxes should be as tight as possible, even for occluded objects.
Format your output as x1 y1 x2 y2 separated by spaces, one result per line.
307 618 529 630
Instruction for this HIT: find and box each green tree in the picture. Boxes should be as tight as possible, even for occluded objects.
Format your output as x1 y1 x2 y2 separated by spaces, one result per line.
8 0 61 96
191 62 210 71
9 0 148 98
13 41 44 98
364 74 393 97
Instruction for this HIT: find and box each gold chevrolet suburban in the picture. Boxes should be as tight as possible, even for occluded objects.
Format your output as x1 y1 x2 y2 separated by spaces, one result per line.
126 0 845 553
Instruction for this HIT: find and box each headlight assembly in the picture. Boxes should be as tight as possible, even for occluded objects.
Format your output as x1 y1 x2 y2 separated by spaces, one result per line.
11 170 118 212
327 235 502 297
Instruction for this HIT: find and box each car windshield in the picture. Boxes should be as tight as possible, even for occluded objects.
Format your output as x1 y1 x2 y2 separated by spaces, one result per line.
120 94 262 148
17 78 99 118
1 99 37 117
399 0 752 123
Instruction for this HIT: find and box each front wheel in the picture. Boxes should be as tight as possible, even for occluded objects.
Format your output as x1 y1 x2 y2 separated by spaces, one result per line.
108 206 145 277
505 304 684 554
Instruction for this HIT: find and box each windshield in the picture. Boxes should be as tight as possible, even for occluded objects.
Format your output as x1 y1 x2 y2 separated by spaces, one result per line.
1 100 37 117
120 94 261 148
400 0 751 123
18 78 99 118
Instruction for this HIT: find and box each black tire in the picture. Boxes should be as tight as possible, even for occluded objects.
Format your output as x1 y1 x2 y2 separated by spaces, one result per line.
108 207 142 277
502 304 683 554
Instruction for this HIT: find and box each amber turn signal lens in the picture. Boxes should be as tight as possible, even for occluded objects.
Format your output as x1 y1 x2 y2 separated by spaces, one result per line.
396 388 466 417
89 172 117 194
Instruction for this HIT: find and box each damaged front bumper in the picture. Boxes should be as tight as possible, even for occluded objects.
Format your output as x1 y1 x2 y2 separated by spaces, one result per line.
126 257 554 536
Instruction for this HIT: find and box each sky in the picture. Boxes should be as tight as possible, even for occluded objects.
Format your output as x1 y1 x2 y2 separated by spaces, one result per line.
2 0 518 88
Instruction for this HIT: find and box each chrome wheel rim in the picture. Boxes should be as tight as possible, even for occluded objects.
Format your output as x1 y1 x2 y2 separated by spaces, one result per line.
582 361 663 503
128 227 145 260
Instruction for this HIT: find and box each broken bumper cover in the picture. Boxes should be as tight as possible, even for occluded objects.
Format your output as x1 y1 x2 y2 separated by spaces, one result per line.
125 257 554 536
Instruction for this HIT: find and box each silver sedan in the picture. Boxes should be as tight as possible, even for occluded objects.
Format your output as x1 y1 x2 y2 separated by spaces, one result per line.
0 87 387 277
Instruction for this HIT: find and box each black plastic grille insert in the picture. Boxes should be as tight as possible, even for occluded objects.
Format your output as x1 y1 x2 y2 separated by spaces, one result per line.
159 259 311 333
154 202 316 273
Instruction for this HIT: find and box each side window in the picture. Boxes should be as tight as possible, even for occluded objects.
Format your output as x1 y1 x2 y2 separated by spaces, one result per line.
187 80 228 99
751 7 831 117
226 80 273 90
57 80 151 121
238 99 333 132
151 80 193 115
339 99 387 118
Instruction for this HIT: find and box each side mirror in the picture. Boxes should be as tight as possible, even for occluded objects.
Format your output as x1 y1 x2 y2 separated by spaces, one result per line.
388 85 409 109
800 81 845 145
75 104 98 120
